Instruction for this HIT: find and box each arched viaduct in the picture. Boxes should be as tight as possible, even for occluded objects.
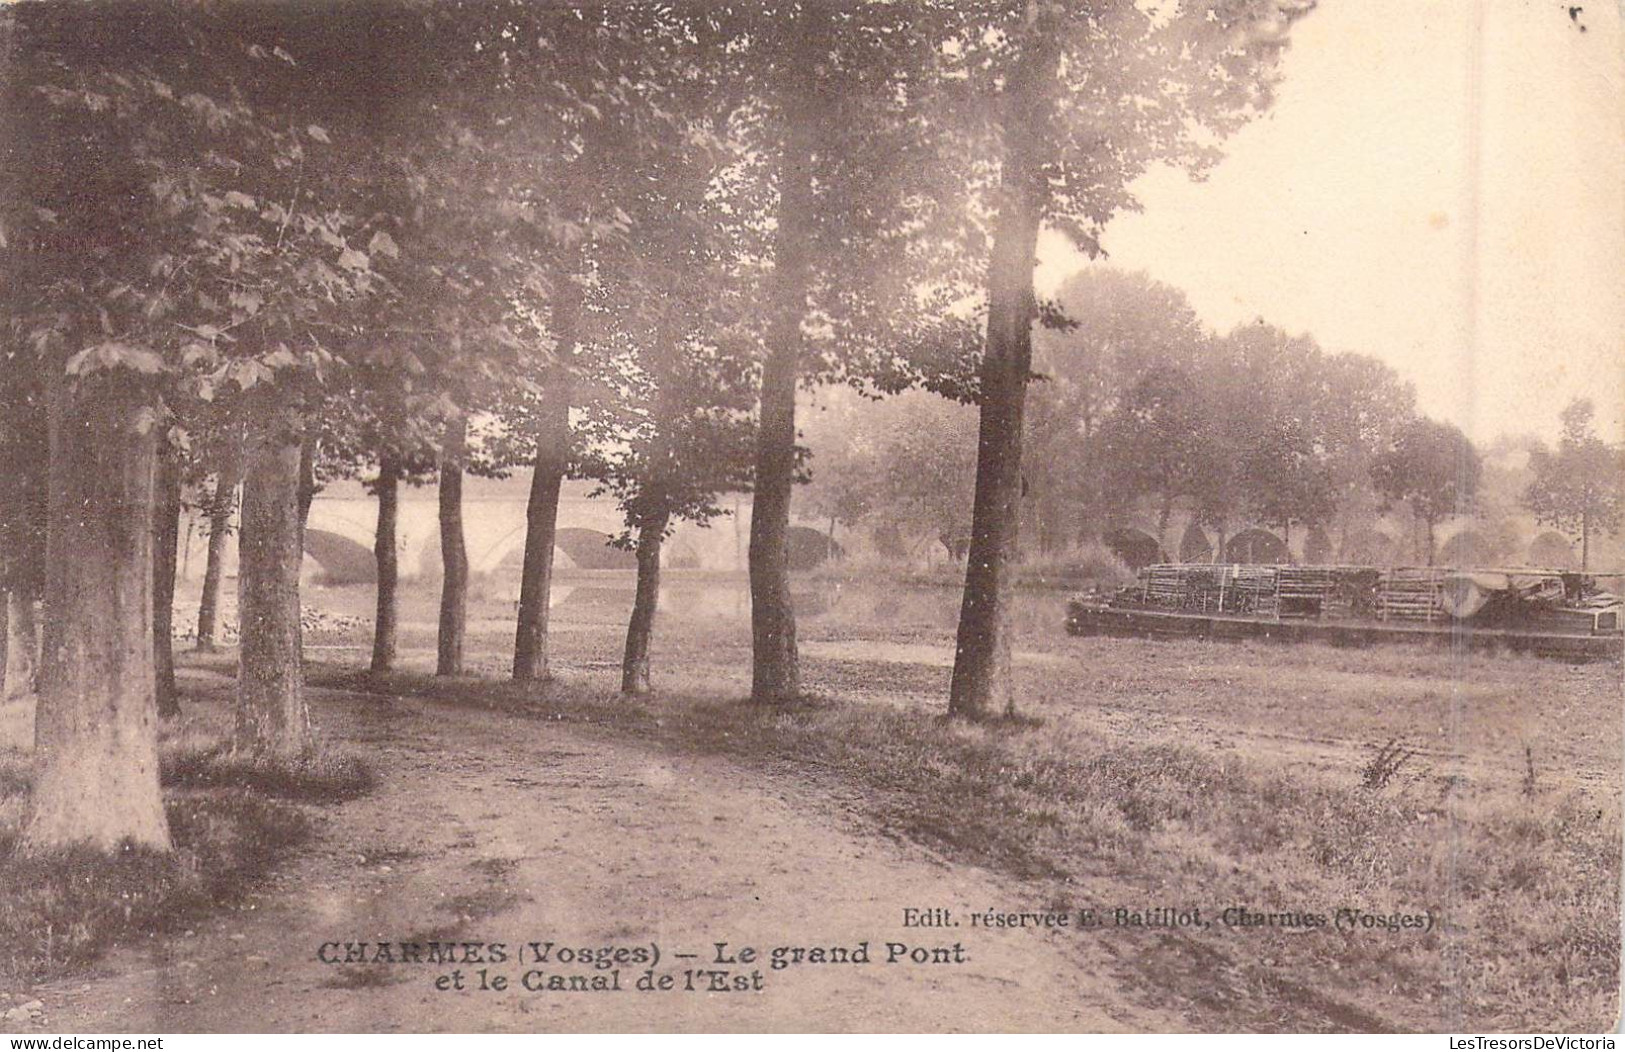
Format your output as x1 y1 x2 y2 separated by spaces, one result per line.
173 474 837 586
1097 508 1592 571
169 472 1603 588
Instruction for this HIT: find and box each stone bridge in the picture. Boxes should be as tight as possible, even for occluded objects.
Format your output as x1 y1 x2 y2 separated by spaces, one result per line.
301 477 647 579
1099 508 1594 571
174 474 842 588
169 471 1605 590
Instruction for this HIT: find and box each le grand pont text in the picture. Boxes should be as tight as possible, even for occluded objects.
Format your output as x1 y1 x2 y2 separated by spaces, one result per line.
316 939 970 994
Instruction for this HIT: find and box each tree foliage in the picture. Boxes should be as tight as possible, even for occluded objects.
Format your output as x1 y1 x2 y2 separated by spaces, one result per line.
1371 417 1482 562
1523 399 1623 569
802 391 980 561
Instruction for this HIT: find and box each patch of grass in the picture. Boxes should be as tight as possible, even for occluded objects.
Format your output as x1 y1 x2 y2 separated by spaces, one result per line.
469 856 518 878
1359 738 1415 790
0 765 31 798
322 964 400 989
317 661 1621 1032
0 688 375 988
1013 542 1135 591
440 886 527 922
355 844 420 867
162 744 376 803
0 792 309 984
809 544 1133 594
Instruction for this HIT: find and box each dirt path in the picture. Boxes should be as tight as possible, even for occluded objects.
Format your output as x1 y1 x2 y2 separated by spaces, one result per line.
31 684 1181 1033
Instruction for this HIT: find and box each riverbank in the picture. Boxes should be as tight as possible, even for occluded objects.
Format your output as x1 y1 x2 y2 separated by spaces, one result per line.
3 572 1617 1031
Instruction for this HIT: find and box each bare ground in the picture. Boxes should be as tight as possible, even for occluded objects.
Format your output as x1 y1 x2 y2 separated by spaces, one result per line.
7 578 1618 1032
23 678 1179 1033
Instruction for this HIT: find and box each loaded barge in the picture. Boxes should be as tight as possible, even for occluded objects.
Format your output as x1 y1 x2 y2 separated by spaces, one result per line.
1065 564 1623 661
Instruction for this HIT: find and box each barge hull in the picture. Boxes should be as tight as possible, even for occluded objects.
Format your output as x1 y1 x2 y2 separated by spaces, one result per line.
1065 604 1623 662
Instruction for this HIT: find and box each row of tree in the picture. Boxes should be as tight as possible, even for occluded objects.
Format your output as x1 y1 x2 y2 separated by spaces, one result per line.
1522 399 1624 571
804 268 1440 563
803 269 1624 572
0 0 1316 852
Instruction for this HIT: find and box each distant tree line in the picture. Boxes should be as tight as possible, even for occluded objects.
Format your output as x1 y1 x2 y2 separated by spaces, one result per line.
804 270 1624 574
1522 399 1624 572
805 269 1443 565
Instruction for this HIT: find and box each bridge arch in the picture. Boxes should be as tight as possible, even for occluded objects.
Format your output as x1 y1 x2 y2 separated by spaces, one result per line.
477 524 533 575
1338 527 1395 565
786 526 843 570
1527 530 1577 569
302 506 378 547
1437 528 1497 567
1177 522 1212 562
473 526 638 575
556 527 637 570
302 528 376 586
1223 528 1288 564
1103 527 1164 570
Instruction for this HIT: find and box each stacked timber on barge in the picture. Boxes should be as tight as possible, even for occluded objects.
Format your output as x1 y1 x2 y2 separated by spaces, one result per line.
1066 564 1622 661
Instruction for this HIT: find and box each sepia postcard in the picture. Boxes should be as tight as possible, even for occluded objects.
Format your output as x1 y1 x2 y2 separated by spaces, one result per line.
0 0 1620 1037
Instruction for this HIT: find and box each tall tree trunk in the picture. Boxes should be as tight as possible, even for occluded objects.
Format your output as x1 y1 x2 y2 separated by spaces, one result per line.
235 423 312 758
437 415 469 677
24 376 170 853
2 595 15 701
621 510 669 695
1155 495 1174 563
1043 494 1067 554
0 594 8 703
196 471 238 652
948 16 1059 721
5 593 39 700
1581 506 1589 572
153 447 182 718
513 383 568 682
748 20 823 705
733 496 743 571
369 454 400 674
296 433 319 547
514 268 581 683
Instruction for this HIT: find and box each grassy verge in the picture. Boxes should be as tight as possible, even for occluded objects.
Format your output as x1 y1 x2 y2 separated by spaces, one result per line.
0 718 373 986
809 542 1134 594
322 662 1619 1033
161 740 377 803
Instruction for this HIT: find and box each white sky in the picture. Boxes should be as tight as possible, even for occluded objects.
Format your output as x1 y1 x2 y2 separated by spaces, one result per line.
1036 0 1624 447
